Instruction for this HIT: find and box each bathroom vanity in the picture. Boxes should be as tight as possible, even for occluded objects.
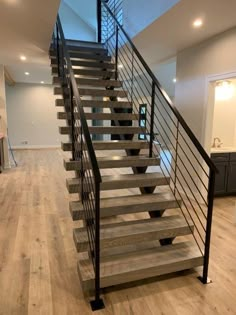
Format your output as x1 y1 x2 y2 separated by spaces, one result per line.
211 148 236 196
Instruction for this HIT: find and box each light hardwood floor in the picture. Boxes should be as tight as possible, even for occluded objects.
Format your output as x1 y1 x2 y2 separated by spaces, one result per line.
0 149 236 315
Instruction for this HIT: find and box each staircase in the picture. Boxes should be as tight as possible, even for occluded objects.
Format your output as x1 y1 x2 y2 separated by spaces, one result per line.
50 1 217 310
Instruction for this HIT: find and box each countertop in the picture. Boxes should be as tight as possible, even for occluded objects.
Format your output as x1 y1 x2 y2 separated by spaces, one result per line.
211 147 236 154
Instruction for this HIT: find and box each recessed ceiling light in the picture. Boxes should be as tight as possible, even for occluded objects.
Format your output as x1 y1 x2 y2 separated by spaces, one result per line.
193 19 203 28
173 78 177 83
25 72 30 75
40 81 45 84
20 55 26 61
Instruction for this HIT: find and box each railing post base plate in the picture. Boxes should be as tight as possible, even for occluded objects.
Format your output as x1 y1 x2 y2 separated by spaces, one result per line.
197 276 212 284
90 298 105 311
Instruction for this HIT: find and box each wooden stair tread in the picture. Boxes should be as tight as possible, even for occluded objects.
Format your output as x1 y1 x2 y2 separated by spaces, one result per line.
52 68 115 77
52 60 115 69
64 155 160 171
59 126 144 135
50 51 111 61
66 173 169 193
56 99 132 108
53 77 122 87
61 140 149 151
57 112 137 121
67 45 108 55
78 242 203 290
69 192 180 220
73 215 193 252
54 87 127 98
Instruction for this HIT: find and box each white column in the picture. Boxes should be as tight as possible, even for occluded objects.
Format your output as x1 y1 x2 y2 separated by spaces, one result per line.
0 65 10 168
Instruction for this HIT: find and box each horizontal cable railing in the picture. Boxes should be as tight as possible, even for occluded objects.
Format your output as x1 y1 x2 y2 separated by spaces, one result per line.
52 15 103 307
101 0 217 284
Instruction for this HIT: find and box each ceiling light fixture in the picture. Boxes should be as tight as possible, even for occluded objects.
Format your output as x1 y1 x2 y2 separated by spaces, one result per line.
20 55 26 61
193 19 203 28
25 72 30 76
40 81 45 84
173 78 177 83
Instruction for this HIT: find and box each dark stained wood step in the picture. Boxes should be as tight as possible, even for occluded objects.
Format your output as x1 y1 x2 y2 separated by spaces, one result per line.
77 241 203 291
69 192 181 220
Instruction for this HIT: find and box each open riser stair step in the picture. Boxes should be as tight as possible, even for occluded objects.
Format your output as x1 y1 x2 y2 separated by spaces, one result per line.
55 99 132 108
61 140 149 151
69 193 182 220
73 216 194 253
64 155 160 171
66 173 170 194
78 242 203 291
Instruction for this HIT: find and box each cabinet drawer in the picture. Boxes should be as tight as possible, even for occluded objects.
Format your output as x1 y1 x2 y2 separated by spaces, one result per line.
211 153 229 162
230 153 236 161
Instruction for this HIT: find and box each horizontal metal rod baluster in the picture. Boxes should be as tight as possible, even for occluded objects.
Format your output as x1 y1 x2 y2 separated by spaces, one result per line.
152 141 207 230
103 2 217 173
118 36 155 91
117 38 154 95
116 54 154 111
177 144 209 198
157 149 205 252
117 72 178 156
178 130 209 178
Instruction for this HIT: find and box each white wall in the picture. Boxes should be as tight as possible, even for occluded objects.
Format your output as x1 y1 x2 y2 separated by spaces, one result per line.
175 26 236 153
123 0 180 38
59 1 96 41
6 83 65 149
0 65 10 167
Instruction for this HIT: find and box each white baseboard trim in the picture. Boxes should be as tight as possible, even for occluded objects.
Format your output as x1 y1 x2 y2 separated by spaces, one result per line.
12 145 61 150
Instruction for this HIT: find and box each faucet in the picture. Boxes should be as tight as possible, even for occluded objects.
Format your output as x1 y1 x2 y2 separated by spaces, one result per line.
212 137 223 148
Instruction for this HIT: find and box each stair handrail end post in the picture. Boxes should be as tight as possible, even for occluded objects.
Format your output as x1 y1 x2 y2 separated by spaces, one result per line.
201 169 216 283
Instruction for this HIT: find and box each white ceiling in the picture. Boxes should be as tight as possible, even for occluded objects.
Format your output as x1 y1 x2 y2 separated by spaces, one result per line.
133 0 236 67
0 0 60 84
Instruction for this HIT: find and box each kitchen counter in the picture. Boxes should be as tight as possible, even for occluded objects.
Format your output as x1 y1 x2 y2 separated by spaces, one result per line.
211 146 236 153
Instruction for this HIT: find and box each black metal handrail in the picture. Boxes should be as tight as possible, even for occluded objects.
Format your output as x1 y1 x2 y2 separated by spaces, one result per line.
100 0 217 285
102 2 217 173
53 15 103 309
56 17 101 182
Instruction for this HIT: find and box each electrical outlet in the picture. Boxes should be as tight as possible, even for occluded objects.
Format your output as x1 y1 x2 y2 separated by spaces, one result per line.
21 141 28 144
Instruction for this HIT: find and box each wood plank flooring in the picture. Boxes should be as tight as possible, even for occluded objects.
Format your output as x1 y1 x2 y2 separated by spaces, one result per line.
0 149 236 314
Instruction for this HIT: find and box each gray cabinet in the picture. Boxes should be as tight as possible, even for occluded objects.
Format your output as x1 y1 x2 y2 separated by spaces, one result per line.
211 152 236 196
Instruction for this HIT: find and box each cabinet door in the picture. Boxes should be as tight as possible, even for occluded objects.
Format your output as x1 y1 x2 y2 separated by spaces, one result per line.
227 162 236 193
214 161 228 195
